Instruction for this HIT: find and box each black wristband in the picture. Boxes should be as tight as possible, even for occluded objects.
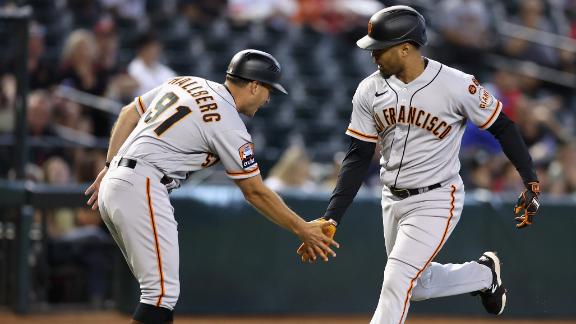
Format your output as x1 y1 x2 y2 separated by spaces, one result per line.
105 161 110 168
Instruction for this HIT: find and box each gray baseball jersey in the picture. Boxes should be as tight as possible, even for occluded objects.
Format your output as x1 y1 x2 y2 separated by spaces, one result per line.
99 76 262 310
118 76 260 185
347 58 501 189
345 59 500 324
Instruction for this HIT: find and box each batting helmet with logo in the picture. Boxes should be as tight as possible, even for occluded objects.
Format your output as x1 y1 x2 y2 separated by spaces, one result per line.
226 49 287 94
357 5 427 51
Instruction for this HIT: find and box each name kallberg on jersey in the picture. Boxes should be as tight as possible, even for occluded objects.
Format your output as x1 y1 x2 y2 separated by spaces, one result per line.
168 77 221 122
374 106 452 139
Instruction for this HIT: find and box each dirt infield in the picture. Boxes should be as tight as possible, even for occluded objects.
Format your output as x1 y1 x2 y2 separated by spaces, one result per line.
0 312 575 324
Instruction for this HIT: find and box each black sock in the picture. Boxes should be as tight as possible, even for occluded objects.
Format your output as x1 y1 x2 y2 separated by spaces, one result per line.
132 302 173 323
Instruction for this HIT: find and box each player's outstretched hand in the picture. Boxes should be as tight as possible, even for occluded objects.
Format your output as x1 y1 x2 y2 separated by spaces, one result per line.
297 218 338 263
295 218 339 262
84 167 108 210
513 182 540 229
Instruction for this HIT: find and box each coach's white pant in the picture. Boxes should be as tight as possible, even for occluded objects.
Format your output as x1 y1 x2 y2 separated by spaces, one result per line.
99 156 179 310
370 177 493 324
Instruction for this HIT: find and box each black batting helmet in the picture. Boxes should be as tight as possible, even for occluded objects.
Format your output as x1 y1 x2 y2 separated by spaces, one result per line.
226 49 287 94
357 5 427 51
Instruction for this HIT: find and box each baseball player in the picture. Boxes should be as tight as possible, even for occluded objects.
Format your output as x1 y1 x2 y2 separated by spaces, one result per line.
297 6 541 324
84 49 339 324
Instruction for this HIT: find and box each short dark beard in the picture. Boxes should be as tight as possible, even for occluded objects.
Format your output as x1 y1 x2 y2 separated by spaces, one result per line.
379 69 392 78
379 65 401 79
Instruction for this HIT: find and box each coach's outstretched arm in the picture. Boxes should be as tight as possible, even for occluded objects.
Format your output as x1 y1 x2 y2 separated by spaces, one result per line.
487 111 540 228
235 175 340 262
297 137 376 262
85 102 141 210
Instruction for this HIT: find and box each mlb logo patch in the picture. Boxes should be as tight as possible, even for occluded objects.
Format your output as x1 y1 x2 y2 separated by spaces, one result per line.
239 143 257 169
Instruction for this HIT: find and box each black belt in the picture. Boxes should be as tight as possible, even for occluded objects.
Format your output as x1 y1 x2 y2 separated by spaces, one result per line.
118 158 173 185
390 183 441 199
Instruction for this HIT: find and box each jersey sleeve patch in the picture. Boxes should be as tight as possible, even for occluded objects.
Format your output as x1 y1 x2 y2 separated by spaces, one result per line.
478 88 494 109
346 128 378 143
239 142 257 170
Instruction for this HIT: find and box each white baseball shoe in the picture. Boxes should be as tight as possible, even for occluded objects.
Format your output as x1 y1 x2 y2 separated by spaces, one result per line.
472 251 507 315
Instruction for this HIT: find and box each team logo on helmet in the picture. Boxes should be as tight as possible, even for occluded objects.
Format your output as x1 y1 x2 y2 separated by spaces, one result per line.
368 21 373 35
239 143 257 169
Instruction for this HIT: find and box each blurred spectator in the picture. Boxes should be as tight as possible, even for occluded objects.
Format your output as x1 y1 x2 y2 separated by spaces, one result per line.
264 144 317 192
548 143 576 195
180 0 227 28
462 149 508 191
0 74 16 174
43 156 76 237
228 0 297 25
127 32 176 95
27 90 64 166
27 90 56 137
44 156 72 184
76 149 107 183
94 17 139 101
5 163 45 182
516 96 574 164
28 21 56 90
530 98 575 145
93 16 119 72
53 98 83 130
472 162 493 190
60 206 111 308
145 0 178 26
503 0 561 67
556 1 576 73
571 6 576 40
292 0 381 34
319 151 345 191
436 0 494 76
100 0 148 31
68 0 102 28
331 0 384 34
0 74 16 133
43 153 111 307
485 68 524 119
515 102 558 166
59 29 112 136
59 29 136 135
492 161 524 192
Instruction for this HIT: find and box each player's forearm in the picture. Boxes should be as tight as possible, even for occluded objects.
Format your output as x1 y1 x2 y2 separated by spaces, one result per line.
487 112 538 185
324 137 376 224
245 188 306 235
106 103 140 162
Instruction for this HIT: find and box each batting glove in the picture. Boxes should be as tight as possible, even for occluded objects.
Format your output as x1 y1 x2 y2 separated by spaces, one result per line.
297 218 338 262
513 181 540 229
